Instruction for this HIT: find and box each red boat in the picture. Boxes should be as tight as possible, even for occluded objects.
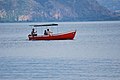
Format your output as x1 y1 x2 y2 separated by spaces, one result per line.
28 24 76 40
28 31 76 40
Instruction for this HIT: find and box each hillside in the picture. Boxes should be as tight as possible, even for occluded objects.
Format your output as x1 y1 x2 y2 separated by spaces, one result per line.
0 0 119 22
96 0 120 18
96 0 120 11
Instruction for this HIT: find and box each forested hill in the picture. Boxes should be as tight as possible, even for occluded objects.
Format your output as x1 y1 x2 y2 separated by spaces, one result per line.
0 0 120 22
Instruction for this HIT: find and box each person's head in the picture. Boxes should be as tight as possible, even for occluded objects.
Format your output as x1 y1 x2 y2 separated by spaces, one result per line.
47 29 49 31
32 28 34 31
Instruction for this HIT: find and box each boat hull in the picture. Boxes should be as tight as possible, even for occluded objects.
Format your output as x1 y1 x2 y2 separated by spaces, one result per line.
28 31 76 40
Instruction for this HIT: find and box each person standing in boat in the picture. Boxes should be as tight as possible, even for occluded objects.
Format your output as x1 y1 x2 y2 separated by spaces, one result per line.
31 28 37 36
46 29 53 35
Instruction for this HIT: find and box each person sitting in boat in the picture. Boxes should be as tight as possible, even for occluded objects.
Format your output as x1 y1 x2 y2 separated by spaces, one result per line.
31 28 37 36
44 30 48 35
46 29 53 35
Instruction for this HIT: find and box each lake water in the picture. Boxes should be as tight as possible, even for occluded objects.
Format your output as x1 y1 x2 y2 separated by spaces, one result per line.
0 21 120 80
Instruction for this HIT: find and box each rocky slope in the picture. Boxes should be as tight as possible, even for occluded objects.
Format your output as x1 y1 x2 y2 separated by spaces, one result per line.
0 0 119 22
96 0 120 11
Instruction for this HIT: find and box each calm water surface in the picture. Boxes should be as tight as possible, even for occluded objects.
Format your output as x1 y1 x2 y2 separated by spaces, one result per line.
0 21 120 80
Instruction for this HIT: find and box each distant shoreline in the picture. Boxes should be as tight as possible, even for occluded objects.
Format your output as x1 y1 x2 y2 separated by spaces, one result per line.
0 21 120 27
0 20 120 24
